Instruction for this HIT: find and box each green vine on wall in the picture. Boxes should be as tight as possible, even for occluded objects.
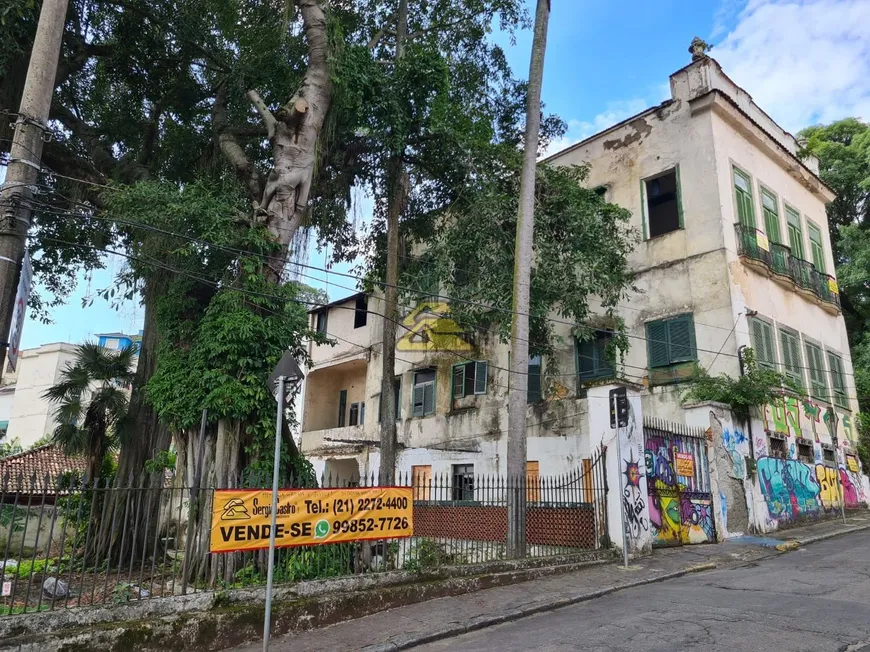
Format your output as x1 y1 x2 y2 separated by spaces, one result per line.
681 348 802 423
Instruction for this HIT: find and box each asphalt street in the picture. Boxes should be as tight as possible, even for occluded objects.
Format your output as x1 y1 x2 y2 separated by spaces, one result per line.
417 530 870 652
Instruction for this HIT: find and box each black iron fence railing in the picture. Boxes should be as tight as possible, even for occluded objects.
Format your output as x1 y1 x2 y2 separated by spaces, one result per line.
0 447 608 617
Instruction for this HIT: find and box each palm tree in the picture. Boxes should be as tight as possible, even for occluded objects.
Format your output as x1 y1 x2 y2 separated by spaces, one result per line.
43 342 137 482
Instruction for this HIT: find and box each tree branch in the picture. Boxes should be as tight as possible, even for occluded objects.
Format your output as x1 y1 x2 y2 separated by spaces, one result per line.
245 90 277 140
214 84 262 202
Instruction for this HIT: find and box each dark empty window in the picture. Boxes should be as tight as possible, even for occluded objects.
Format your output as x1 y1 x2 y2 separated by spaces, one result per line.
645 168 681 238
349 402 360 426
822 446 836 466
315 309 328 335
338 389 347 427
577 330 615 382
379 377 402 422
797 440 814 463
452 361 488 400
528 355 543 403
452 464 474 501
354 295 367 328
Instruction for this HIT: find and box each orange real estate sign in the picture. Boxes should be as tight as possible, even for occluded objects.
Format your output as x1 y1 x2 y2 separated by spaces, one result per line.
210 486 413 553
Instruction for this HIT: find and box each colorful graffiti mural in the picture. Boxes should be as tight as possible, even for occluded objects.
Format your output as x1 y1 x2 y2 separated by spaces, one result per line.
644 430 715 546
622 450 648 539
763 397 854 446
757 457 822 520
721 428 747 479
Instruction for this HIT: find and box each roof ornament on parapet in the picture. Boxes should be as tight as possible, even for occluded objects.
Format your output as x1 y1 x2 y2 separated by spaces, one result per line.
689 36 713 62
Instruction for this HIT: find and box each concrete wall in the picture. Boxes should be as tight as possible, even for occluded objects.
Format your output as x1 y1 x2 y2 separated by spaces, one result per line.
5 344 79 449
307 295 372 367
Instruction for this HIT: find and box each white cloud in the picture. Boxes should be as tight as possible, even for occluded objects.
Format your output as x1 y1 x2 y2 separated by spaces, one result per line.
543 98 650 158
714 0 870 132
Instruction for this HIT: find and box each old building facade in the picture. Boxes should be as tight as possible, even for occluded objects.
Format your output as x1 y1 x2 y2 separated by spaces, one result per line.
298 56 869 550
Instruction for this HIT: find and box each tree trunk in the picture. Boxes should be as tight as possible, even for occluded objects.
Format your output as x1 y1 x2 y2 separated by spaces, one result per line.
93 280 172 563
506 0 550 559
378 0 409 486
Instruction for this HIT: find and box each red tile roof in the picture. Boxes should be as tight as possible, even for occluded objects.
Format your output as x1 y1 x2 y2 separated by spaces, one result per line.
0 444 88 495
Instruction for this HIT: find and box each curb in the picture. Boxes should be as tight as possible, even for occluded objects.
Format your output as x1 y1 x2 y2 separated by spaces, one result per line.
362 562 718 652
794 522 870 547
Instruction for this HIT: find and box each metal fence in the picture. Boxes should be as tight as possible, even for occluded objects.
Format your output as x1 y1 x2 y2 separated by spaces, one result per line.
0 449 607 616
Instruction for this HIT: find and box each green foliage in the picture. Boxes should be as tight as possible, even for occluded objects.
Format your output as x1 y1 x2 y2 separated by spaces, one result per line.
42 342 136 479
232 544 354 586
144 450 177 474
0 436 22 457
403 537 452 572
422 163 637 358
0 504 24 532
682 348 800 423
9 558 55 580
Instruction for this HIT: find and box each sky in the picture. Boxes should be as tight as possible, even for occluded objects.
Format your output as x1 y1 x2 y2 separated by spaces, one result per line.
18 0 870 350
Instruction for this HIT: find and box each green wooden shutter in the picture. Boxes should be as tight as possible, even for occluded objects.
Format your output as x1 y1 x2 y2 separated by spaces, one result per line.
338 389 347 427
423 383 435 415
577 338 596 379
528 356 542 403
647 320 670 368
786 206 804 259
751 318 772 368
805 343 827 400
667 316 695 363
452 364 465 399
808 222 825 273
780 330 802 389
761 189 781 243
412 384 425 416
474 361 488 394
828 353 848 408
596 333 615 377
394 377 401 418
734 169 755 227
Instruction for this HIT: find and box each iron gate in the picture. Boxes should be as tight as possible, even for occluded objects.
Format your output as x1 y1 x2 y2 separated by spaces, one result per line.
643 418 715 546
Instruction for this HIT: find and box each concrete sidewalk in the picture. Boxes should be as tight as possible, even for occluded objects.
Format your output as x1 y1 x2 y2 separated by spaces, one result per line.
229 513 870 652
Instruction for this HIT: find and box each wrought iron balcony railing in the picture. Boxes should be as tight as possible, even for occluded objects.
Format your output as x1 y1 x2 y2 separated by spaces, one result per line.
735 223 840 312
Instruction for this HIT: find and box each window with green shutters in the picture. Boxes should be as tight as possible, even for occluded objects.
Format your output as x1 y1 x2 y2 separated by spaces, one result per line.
761 188 781 243
786 205 805 260
733 167 755 227
807 220 826 273
778 328 804 390
827 352 848 409
452 361 488 399
646 314 697 371
576 330 615 381
804 341 828 401
528 355 543 403
749 317 777 369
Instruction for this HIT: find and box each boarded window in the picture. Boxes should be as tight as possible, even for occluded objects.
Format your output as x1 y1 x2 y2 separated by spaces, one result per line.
353 295 368 328
645 168 681 238
750 317 777 369
412 369 436 417
577 330 615 381
412 465 432 501
526 461 540 503
528 355 543 403
733 167 755 227
779 328 804 390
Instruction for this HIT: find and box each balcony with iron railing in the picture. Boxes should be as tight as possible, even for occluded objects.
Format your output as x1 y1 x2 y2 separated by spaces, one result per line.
735 223 840 314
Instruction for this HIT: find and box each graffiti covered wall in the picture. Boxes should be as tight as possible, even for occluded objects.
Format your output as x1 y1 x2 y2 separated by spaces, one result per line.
750 397 869 531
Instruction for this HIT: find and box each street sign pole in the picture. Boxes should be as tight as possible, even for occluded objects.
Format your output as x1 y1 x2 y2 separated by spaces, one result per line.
612 391 629 570
263 374 285 652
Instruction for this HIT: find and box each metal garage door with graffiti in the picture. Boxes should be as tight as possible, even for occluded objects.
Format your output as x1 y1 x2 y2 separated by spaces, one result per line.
643 418 715 546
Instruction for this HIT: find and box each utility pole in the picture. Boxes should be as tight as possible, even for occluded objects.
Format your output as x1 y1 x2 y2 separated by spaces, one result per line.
0 0 69 381
506 0 551 559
